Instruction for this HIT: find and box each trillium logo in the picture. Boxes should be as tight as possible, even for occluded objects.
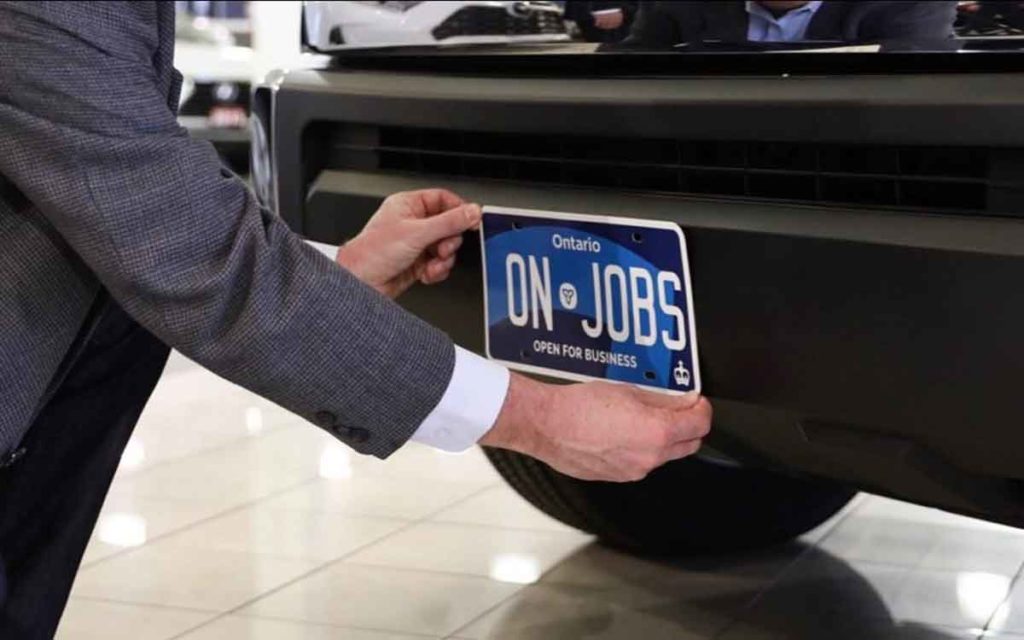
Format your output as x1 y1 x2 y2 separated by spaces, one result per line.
559 283 578 310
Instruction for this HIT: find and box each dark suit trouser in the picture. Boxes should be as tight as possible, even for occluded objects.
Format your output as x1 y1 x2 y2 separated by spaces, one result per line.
0 299 170 639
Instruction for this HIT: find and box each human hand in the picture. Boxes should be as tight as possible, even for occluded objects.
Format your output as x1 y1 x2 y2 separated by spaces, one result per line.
592 8 624 30
480 374 712 482
336 189 481 299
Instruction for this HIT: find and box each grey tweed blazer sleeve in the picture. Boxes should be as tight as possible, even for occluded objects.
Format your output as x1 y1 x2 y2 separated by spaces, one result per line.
0 3 455 458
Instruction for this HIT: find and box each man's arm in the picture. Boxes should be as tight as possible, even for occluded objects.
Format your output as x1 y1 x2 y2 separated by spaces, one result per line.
0 3 451 458
0 2 713 479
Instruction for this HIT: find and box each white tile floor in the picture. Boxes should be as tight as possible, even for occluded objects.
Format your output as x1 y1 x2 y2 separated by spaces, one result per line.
58 352 1024 639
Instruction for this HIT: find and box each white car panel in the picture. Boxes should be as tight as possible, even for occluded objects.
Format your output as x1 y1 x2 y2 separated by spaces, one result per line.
304 1 569 52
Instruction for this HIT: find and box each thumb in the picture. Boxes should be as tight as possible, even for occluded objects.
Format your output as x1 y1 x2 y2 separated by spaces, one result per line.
415 203 481 246
668 395 712 440
634 388 701 411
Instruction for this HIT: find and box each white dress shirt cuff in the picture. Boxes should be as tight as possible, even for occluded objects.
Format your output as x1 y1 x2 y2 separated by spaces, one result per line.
312 239 509 452
410 346 510 452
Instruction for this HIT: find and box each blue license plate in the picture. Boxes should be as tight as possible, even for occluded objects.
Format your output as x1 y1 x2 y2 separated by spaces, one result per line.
480 206 700 394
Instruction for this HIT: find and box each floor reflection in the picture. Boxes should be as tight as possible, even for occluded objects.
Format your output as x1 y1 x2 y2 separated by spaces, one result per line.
60 352 1024 640
96 513 148 548
463 542 990 639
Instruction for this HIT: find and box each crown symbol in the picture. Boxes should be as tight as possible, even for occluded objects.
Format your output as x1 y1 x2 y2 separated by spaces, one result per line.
673 361 691 387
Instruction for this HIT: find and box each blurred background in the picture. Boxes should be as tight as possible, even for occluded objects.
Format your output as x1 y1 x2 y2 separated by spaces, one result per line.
182 0 1024 175
174 1 319 173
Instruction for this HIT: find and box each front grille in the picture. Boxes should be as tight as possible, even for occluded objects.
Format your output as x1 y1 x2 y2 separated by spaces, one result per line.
324 125 1024 216
432 6 566 40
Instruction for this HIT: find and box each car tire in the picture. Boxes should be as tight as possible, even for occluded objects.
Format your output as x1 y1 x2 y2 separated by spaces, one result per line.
483 447 856 555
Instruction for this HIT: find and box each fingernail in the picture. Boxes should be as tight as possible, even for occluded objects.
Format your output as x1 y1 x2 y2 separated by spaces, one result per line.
466 204 482 222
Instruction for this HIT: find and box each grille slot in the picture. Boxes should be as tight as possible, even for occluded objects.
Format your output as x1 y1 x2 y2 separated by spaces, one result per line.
325 125 1021 216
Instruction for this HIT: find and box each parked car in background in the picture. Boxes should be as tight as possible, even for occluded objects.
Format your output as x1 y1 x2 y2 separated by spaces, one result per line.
176 13 253 172
301 1 569 52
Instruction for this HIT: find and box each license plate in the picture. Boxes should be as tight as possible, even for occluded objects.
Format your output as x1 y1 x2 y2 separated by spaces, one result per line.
480 206 701 394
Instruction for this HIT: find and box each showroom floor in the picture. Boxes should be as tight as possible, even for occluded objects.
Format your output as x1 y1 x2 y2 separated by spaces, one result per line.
56 352 1024 640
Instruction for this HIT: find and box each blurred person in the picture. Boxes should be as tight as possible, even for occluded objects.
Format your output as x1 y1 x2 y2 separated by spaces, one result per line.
0 2 712 637
624 0 958 48
564 0 638 43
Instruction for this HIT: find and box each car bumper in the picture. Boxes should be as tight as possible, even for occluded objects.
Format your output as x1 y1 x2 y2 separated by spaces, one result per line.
263 64 1024 526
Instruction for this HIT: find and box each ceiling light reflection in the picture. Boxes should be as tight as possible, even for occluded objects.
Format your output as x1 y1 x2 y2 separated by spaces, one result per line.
956 571 1011 624
97 513 148 548
489 553 541 584
319 445 353 479
120 438 146 470
245 406 264 435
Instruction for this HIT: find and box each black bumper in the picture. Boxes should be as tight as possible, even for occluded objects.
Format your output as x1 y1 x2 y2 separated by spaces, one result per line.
266 60 1024 526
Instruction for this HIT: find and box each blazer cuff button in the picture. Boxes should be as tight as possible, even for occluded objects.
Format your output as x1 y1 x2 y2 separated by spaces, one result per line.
314 410 337 428
332 424 370 444
347 428 371 444
0 447 27 469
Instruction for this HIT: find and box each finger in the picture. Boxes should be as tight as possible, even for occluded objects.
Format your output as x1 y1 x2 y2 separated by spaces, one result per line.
432 235 464 260
420 269 451 286
413 189 465 217
420 256 457 284
410 252 427 274
434 255 457 277
415 203 481 246
662 397 712 442
660 438 703 465
644 396 710 446
633 388 702 411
